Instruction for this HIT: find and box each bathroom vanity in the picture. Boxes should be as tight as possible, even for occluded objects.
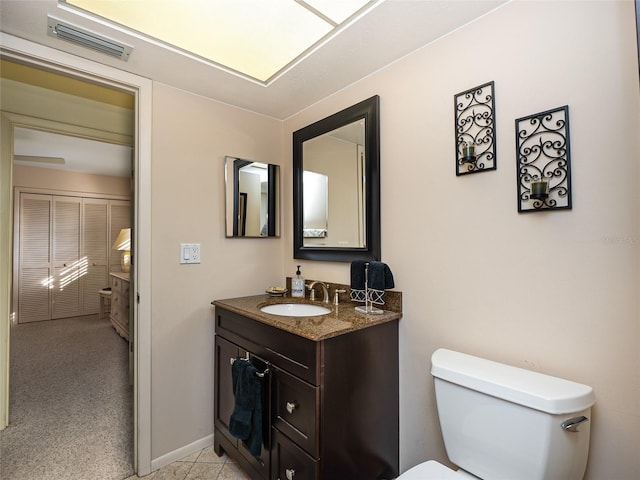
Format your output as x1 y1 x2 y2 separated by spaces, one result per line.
212 293 401 480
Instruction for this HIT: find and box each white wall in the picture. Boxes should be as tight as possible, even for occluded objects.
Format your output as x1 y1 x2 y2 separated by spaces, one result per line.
283 1 640 478
149 83 284 459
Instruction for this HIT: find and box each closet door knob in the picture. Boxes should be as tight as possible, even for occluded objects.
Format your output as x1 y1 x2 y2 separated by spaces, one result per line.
285 468 295 479
286 401 297 414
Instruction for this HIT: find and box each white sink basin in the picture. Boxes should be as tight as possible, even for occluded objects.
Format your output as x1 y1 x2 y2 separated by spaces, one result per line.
260 303 331 317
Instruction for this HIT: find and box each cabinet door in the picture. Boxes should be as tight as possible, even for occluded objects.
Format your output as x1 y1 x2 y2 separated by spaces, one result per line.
215 335 271 479
215 335 241 445
237 355 271 480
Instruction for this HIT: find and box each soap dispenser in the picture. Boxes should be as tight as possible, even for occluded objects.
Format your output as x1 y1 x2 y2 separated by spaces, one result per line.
292 265 305 298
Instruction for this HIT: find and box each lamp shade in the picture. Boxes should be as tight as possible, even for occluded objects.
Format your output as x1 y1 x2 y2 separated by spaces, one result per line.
113 228 131 272
113 228 131 251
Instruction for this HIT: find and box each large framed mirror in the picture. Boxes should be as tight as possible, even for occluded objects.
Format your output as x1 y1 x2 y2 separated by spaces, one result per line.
293 95 380 261
225 156 280 237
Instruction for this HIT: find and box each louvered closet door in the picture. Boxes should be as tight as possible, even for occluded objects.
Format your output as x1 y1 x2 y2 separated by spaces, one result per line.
82 198 109 315
52 196 82 319
18 194 52 323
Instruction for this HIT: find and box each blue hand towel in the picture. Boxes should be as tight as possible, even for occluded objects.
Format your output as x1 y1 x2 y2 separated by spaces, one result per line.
350 260 367 290
366 262 395 305
229 359 263 457
350 261 367 302
368 261 395 291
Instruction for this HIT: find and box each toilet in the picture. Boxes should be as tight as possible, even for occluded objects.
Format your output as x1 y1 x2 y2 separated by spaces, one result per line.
399 348 595 480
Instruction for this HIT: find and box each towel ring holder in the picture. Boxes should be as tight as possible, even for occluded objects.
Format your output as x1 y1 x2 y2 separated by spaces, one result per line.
230 353 269 378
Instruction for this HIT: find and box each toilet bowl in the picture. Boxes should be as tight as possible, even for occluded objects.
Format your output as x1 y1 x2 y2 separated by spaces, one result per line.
398 460 473 479
397 349 595 480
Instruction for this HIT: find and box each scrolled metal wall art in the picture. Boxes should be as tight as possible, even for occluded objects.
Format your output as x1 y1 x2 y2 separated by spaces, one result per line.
454 81 496 175
516 105 572 212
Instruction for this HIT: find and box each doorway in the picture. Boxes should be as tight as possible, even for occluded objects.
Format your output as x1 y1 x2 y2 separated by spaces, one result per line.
0 35 153 476
5 66 134 478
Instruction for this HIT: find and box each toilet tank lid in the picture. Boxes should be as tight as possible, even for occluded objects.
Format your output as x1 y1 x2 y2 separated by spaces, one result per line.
431 349 595 414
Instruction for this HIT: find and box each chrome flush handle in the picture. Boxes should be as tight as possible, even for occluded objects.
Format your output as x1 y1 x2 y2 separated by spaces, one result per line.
561 416 589 432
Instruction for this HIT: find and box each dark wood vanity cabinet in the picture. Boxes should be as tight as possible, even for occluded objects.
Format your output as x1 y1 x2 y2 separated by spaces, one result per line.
213 306 399 480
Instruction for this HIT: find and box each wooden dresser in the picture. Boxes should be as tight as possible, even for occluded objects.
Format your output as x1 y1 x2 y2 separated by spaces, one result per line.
109 271 130 340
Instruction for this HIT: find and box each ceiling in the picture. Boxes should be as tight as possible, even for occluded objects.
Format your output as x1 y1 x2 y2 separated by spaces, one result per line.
13 127 132 177
1 57 134 108
0 0 509 120
61 0 377 83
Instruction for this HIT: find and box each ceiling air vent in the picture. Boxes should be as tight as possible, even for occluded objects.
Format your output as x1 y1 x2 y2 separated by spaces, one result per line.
47 16 132 61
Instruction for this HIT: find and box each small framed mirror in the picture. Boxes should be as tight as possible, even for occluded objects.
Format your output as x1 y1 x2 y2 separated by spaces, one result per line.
636 0 640 83
293 95 380 261
225 157 280 237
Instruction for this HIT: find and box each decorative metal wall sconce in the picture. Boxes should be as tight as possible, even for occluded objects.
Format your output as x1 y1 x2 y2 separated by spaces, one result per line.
516 105 572 212
454 81 496 175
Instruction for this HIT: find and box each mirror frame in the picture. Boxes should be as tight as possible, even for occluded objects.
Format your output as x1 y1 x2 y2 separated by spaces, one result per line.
293 95 380 262
225 156 280 238
636 0 640 83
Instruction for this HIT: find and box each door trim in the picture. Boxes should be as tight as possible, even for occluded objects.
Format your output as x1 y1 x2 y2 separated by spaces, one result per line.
0 33 153 476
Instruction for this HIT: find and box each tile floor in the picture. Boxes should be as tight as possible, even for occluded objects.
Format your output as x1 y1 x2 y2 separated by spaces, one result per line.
125 446 252 480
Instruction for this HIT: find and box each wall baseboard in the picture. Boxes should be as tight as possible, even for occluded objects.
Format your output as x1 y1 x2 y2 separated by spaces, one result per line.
150 434 214 473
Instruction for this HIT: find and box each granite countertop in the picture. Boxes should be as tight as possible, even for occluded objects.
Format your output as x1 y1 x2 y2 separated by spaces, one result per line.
212 294 402 342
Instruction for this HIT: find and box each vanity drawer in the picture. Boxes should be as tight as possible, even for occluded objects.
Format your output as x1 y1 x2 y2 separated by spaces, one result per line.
111 295 121 319
112 289 129 306
271 428 319 480
273 367 319 457
112 277 129 301
111 275 122 291
216 307 319 384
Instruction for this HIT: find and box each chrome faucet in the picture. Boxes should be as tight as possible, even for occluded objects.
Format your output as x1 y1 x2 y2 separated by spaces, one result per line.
306 281 330 303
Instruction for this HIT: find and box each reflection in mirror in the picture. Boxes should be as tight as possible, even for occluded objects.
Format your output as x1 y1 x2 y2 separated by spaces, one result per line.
225 157 280 237
302 171 328 242
302 122 366 248
294 95 380 262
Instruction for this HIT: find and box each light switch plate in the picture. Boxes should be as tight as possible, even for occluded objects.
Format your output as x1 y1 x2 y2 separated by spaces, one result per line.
180 243 200 264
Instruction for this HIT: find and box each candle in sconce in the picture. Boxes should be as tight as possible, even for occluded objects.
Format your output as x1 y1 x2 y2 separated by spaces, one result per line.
462 144 475 158
530 180 549 199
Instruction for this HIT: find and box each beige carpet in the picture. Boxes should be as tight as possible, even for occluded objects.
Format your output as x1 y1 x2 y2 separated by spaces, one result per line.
0 315 133 480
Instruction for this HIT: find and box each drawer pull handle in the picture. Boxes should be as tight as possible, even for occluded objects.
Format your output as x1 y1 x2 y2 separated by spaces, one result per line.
286 468 295 479
286 401 297 414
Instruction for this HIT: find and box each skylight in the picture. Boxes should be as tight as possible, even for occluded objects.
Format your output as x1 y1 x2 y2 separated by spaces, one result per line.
62 0 376 83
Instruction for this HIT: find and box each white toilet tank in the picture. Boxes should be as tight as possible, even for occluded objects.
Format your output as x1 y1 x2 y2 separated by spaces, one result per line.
431 349 595 480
